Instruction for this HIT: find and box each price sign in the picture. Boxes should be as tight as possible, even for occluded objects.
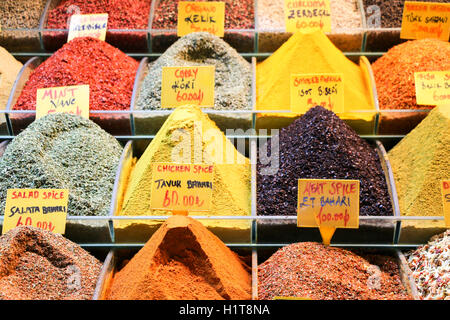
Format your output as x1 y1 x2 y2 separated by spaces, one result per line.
442 180 450 227
284 0 331 33
150 163 214 212
2 189 69 234
161 66 215 108
297 179 359 245
414 71 450 106
36 85 90 119
68 13 108 42
400 1 450 41
177 1 225 37
290 73 344 113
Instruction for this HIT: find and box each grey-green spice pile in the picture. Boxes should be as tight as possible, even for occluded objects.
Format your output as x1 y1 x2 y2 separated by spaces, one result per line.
0 113 122 217
136 32 251 111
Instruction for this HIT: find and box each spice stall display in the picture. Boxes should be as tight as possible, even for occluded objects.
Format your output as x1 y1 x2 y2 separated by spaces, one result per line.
151 0 255 52
0 0 46 52
9 37 139 135
257 0 364 52
135 32 252 134
0 113 123 242
372 39 450 134
257 106 396 243
42 0 151 52
255 31 376 134
0 226 102 300
257 242 413 300
388 105 450 244
362 0 449 52
406 230 449 300
105 216 252 300
0 47 22 135
114 105 251 243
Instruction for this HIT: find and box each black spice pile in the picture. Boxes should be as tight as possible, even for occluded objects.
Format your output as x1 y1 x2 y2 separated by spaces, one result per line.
257 106 393 217
258 242 412 300
0 226 102 300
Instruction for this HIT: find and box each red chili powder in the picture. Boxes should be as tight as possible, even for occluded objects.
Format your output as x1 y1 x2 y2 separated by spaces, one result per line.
46 0 151 30
152 0 255 29
372 39 450 110
106 216 252 300
13 37 139 111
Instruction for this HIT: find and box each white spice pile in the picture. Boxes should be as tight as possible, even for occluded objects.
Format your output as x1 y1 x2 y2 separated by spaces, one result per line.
257 0 362 31
406 231 449 300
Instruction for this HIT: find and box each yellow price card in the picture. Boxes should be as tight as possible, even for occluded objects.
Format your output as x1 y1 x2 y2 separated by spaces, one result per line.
297 179 359 244
150 163 214 212
414 71 450 106
68 13 108 42
161 66 215 108
36 85 90 119
400 1 450 41
2 189 69 234
290 73 344 113
177 1 225 37
442 181 450 227
284 0 331 33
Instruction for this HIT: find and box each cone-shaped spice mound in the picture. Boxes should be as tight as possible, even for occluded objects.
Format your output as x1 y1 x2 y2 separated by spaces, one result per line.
0 113 122 217
257 106 392 216
388 106 450 217
107 216 252 300
137 32 251 111
13 37 138 111
258 242 411 300
0 226 102 300
120 105 250 221
372 39 450 110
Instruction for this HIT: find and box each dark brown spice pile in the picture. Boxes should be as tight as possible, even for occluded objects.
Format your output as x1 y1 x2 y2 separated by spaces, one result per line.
258 242 412 300
257 106 393 217
362 0 448 28
0 226 102 300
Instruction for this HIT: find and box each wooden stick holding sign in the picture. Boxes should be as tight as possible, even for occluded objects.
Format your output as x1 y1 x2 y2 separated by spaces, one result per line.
297 179 360 245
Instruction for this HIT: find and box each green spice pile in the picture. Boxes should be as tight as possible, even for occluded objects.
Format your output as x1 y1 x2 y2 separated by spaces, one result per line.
0 113 122 217
388 106 450 218
406 231 449 300
257 106 393 217
258 242 412 300
372 39 450 110
0 226 102 300
137 32 251 111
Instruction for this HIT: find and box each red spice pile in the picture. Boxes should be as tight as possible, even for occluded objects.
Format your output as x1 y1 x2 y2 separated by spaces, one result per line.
152 0 254 29
13 37 139 111
0 226 102 300
46 0 151 30
372 39 450 110
107 216 252 300
258 242 412 300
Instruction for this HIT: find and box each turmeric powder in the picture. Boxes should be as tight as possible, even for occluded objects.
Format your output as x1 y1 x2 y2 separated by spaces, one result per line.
256 31 375 133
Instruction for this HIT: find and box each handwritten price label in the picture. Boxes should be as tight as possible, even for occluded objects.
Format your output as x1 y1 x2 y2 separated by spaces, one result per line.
150 163 214 212
68 13 108 42
178 1 225 37
290 73 344 113
2 189 69 234
284 0 331 33
36 85 89 119
442 181 450 227
161 66 215 108
401 1 450 41
414 71 450 106
297 179 359 229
